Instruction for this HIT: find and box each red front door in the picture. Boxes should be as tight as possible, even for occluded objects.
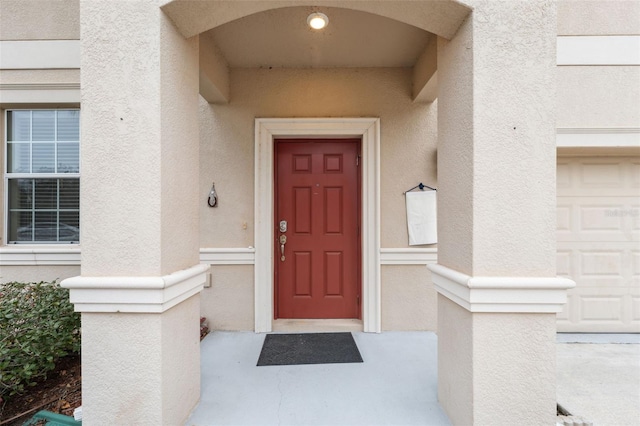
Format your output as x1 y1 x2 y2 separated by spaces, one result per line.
275 139 361 319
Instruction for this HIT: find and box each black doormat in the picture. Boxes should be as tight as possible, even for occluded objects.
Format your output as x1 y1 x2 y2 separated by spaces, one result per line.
257 332 363 366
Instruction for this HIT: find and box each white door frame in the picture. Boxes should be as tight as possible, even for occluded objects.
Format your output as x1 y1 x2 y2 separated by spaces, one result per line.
254 118 381 333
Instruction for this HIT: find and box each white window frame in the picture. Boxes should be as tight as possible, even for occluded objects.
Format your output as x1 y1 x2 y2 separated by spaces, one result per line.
3 108 81 244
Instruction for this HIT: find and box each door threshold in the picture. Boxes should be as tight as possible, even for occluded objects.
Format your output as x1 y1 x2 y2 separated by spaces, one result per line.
272 319 363 333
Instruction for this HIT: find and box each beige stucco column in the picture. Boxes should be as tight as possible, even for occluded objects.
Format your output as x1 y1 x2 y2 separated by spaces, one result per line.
430 1 574 425
62 1 205 425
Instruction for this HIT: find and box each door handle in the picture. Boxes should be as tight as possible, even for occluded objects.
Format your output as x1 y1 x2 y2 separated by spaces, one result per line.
279 234 287 261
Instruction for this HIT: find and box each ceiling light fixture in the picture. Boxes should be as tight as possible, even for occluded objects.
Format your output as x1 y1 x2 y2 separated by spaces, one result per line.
307 12 329 30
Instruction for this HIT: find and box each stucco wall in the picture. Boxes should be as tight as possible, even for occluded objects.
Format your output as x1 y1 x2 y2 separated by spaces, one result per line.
0 69 80 85
198 67 436 330
472 310 557 425
557 1 640 129
201 263 440 332
381 265 437 331
199 67 436 249
82 311 161 424
160 294 201 426
558 0 640 36
436 13 474 275
438 294 558 425
0 0 79 40
80 2 200 276
200 265 254 330
0 264 79 284
558 66 640 128
438 294 473 425
82 294 200 425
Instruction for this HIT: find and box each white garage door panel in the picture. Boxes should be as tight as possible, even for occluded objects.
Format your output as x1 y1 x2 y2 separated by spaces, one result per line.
557 158 640 197
557 287 639 332
556 156 640 332
557 198 638 242
633 296 640 321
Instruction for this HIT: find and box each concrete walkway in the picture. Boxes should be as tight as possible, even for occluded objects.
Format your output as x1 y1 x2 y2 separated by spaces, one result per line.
186 331 640 426
186 331 450 426
556 334 640 426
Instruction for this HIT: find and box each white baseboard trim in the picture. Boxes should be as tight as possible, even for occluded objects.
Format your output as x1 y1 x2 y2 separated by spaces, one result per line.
428 263 575 313
61 263 209 313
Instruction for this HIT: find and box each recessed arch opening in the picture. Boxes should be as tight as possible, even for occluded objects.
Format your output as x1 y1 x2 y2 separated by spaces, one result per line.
162 0 471 40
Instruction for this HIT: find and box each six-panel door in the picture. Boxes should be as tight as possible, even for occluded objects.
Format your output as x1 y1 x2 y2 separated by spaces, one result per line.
275 139 361 318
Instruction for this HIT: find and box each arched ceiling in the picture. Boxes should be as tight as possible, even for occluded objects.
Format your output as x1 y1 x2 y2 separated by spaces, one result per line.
207 7 432 68
161 0 471 40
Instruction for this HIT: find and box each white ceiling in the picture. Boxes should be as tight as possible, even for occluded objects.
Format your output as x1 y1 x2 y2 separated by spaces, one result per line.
207 6 432 68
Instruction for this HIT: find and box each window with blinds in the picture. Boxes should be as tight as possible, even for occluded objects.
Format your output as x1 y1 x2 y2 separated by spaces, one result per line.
6 110 80 243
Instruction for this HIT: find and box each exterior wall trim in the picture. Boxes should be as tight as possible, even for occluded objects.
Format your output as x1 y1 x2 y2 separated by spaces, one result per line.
0 83 81 104
557 128 640 148
199 247 255 264
428 263 575 313
557 35 640 66
61 263 209 313
0 246 80 265
255 118 381 333
1 247 435 266
380 248 437 265
0 40 81 70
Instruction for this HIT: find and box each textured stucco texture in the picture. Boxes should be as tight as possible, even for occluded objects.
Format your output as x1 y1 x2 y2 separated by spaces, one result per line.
438 295 558 426
438 0 557 277
558 66 640 128
198 67 436 331
381 265 437 331
81 295 200 426
0 265 79 284
77 3 203 425
0 69 80 85
436 2 559 424
0 0 79 40
558 0 640 35
199 265 439 332
438 294 473 425
200 265 255 331
80 1 200 276
199 67 436 249
436 10 474 275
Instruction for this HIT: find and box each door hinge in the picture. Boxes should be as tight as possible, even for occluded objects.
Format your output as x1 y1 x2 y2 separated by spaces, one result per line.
356 155 361 166
357 295 361 305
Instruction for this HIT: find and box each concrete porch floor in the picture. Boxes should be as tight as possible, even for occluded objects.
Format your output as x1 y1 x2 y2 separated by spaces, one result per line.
186 331 640 426
186 331 450 426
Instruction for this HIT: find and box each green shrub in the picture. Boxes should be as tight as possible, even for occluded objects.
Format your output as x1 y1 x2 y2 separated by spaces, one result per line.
0 281 80 399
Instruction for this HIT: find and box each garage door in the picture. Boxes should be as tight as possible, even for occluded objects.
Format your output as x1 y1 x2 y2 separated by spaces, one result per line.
557 156 640 332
